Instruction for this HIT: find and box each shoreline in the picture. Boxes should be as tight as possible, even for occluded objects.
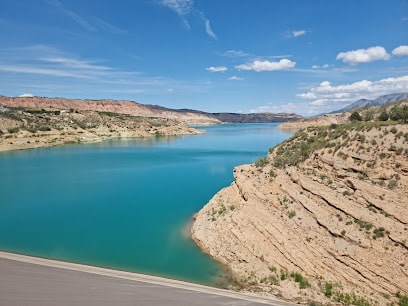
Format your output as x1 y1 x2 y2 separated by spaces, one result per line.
0 251 292 305
0 128 205 153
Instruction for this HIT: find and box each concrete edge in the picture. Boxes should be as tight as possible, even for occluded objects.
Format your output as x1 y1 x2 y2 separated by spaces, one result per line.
0 251 293 305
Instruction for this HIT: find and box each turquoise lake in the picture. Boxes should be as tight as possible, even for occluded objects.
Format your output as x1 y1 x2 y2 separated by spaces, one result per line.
0 123 292 286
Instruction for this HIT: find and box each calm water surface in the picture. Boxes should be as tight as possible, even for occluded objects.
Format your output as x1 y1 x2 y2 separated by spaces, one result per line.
0 123 292 285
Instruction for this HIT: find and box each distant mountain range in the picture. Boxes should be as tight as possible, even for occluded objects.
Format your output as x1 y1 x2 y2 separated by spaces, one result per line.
148 104 302 123
333 93 408 113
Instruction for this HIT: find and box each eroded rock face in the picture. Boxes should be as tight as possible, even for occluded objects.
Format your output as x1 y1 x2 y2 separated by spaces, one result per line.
192 124 408 305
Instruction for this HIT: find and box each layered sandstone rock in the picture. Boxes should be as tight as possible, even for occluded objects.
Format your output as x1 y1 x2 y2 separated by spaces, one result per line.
192 123 408 305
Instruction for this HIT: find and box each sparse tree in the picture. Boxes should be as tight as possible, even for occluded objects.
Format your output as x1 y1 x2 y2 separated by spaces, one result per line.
363 110 374 121
378 110 389 121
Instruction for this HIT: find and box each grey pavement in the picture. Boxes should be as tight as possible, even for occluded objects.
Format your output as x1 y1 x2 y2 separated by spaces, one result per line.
0 253 295 306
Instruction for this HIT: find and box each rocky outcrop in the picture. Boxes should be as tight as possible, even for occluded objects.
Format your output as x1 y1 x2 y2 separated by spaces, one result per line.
192 123 408 305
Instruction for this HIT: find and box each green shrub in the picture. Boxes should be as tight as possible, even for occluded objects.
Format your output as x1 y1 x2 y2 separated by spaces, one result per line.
388 179 398 189
7 127 19 133
325 282 333 297
290 272 311 289
389 105 408 122
288 210 296 219
280 270 288 280
255 156 269 169
378 111 389 121
38 125 51 131
336 292 371 306
373 227 386 239
397 292 408 306
273 128 328 168
349 111 363 121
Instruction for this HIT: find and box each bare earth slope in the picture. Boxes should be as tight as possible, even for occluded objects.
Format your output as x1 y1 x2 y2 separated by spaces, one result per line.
192 122 408 305
0 96 221 126
0 107 202 152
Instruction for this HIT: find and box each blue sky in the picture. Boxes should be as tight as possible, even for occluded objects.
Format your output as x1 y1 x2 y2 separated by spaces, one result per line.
0 0 407 115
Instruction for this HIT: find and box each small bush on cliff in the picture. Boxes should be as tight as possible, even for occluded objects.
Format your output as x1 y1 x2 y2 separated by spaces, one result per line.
290 272 311 289
7 127 19 133
255 156 269 169
325 282 333 297
288 210 296 219
397 291 408 306
272 127 328 168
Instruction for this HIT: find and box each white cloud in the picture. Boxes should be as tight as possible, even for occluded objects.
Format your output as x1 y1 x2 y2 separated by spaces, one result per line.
206 66 227 72
94 17 128 35
297 75 408 111
312 64 330 69
41 57 111 71
45 1 126 34
45 0 96 32
297 92 316 99
284 30 306 38
332 67 359 72
222 50 250 57
292 30 306 37
392 45 408 56
160 0 216 39
0 45 212 98
0 64 92 78
336 46 390 65
250 102 304 115
19 93 34 98
235 59 296 72
204 19 217 39
161 0 193 29
161 0 193 15
228 76 243 81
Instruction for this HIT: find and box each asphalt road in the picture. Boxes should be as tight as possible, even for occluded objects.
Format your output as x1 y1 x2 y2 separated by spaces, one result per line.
0 252 295 306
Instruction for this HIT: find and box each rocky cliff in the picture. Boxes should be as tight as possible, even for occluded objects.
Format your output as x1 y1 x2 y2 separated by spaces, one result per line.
192 122 408 305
